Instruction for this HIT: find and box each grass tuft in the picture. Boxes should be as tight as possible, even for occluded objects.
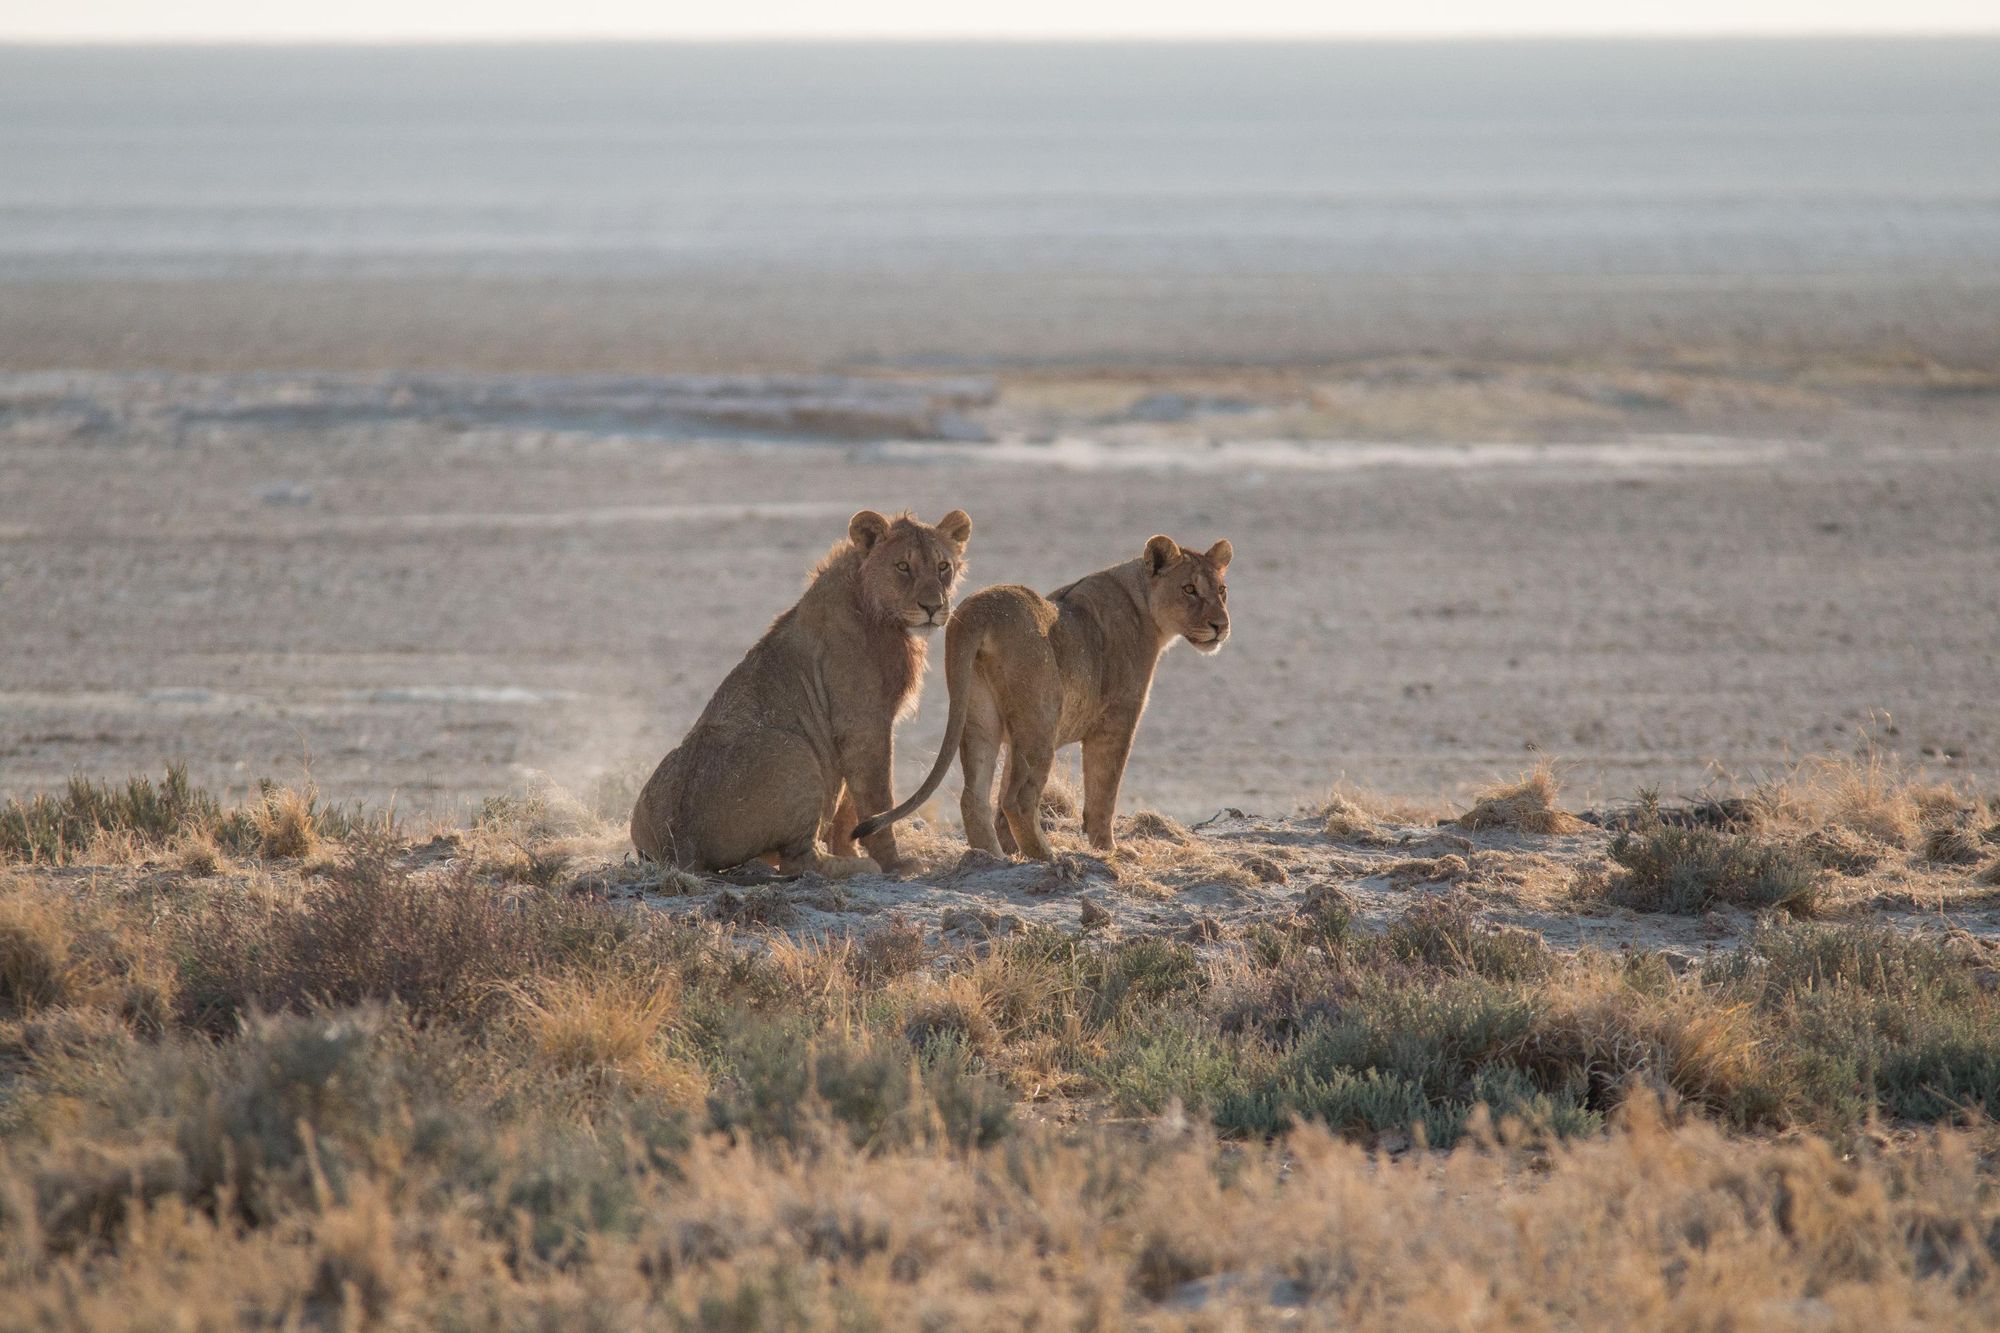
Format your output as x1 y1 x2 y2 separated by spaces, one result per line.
1123 810 1192 843
0 881 77 1016
508 971 705 1106
1456 763 1586 836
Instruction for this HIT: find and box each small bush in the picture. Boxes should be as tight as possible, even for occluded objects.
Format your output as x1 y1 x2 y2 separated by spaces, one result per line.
1386 900 1553 983
848 917 929 986
1608 823 1819 916
63 1006 425 1223
177 843 566 1032
1722 924 2000 1125
0 767 378 866
1289 882 1356 953
1087 937 1206 1026
708 1020 1010 1153
1104 1021 1265 1119
0 766 221 864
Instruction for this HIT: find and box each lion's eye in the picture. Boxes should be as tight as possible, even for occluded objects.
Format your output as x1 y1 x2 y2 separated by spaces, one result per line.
938 562 950 576
1183 583 1197 596
1218 587 1227 601
895 561 911 573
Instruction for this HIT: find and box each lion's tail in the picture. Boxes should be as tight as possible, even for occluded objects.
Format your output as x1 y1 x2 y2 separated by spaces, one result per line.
852 610 985 841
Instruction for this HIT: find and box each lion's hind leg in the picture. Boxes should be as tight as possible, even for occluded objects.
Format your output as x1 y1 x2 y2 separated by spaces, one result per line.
775 836 873 879
958 681 1008 855
684 727 834 874
999 730 1059 862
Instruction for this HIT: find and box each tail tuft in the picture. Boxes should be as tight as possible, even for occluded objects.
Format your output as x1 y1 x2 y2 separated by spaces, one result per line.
851 815 886 841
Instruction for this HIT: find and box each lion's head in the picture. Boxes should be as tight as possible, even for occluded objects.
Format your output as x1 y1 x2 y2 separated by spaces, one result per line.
1142 534 1231 652
849 509 973 631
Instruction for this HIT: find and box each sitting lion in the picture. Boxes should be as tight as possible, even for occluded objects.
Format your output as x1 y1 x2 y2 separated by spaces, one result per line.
854 534 1230 861
630 508 972 874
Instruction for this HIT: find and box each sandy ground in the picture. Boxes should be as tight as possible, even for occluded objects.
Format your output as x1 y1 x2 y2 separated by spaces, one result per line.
6 271 2000 374
2 356 1996 829
580 803 2000 956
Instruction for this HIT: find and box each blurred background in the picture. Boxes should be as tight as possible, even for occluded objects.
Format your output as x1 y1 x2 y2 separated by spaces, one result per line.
2 6 1997 820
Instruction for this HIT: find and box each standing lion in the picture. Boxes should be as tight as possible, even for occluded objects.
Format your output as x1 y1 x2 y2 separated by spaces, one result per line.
854 533 1229 861
630 508 971 874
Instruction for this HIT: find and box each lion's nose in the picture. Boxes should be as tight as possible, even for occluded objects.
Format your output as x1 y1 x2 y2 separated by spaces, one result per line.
1209 620 1228 636
921 600 945 619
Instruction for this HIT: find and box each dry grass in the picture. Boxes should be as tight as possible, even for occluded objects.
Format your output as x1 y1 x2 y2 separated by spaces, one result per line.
0 878 78 1016
1109 826 1263 902
506 971 706 1106
6 1090 1996 1329
0 876 178 1032
1123 810 1192 843
1742 746 1973 850
1317 780 1444 842
1320 790 1382 841
249 785 320 860
0 766 377 870
1456 762 1588 835
170 828 232 877
1511 964 1773 1119
1926 821 1992 866
1379 854 1471 888
3 770 2000 1324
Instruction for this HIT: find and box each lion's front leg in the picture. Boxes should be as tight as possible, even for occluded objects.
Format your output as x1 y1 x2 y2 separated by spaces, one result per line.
822 783 862 859
837 731 903 873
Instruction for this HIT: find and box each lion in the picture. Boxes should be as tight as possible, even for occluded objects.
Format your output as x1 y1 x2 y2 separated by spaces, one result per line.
853 534 1230 861
630 508 972 875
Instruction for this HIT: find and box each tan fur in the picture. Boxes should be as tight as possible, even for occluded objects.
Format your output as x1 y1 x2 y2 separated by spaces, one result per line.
855 534 1230 861
631 509 971 874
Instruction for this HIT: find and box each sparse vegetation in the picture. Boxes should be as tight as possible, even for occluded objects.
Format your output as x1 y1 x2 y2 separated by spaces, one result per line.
0 765 372 866
1607 817 1822 916
1 769 1997 1323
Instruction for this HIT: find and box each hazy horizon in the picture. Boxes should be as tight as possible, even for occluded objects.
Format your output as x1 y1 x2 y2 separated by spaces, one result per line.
10 30 2000 45
6 0 2000 43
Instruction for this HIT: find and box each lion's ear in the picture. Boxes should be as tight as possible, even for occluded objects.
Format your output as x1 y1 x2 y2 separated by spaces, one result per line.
1144 534 1180 575
936 509 972 547
1205 539 1232 570
849 510 890 551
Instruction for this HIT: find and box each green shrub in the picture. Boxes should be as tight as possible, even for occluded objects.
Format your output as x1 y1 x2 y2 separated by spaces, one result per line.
1609 823 1819 915
0 766 376 865
1720 924 2000 1125
1102 1020 1266 1118
708 1020 1010 1153
1385 900 1554 982
1086 937 1207 1026
0 766 221 863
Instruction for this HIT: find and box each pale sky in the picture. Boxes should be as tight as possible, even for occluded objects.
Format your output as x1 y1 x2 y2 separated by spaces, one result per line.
4 0 1999 42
